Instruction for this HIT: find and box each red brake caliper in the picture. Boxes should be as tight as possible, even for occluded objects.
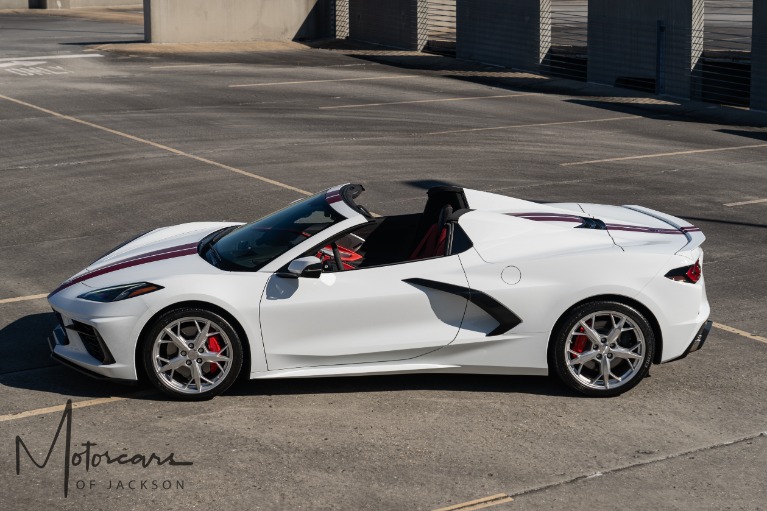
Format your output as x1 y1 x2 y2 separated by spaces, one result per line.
207 335 222 375
571 326 588 358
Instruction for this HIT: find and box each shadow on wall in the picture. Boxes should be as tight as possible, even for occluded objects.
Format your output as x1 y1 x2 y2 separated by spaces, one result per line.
294 0 336 41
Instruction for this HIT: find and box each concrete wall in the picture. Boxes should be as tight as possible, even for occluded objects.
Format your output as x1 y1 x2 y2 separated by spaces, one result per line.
588 0 703 99
40 0 141 7
752 0 767 111
0 0 140 7
144 0 333 43
456 0 550 72
348 0 427 50
0 0 29 8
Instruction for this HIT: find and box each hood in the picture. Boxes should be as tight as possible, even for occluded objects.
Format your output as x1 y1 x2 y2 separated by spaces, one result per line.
50 222 240 296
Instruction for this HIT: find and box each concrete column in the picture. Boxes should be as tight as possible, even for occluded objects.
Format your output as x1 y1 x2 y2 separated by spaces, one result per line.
456 0 550 72
144 0 334 43
348 0 427 51
588 0 703 99
752 0 767 111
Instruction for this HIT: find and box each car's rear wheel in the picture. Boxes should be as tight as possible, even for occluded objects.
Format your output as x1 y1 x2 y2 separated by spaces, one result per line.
551 301 655 397
142 308 243 400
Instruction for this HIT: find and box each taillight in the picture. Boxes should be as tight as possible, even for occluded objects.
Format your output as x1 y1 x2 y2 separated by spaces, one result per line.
665 259 702 284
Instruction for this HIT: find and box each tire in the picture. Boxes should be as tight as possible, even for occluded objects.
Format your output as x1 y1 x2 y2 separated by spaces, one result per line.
551 301 655 397
142 307 243 401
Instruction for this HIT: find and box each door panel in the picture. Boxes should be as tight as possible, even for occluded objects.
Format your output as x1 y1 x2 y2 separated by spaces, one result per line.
259 256 469 370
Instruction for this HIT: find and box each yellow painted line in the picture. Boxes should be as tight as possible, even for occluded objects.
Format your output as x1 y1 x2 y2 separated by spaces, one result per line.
713 322 767 344
0 93 312 196
424 116 639 135
0 293 48 305
229 74 418 88
321 93 538 110
723 198 767 207
433 494 513 511
0 395 136 423
561 143 767 166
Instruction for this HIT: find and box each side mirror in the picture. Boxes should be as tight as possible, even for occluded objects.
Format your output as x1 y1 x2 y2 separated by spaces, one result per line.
286 256 323 279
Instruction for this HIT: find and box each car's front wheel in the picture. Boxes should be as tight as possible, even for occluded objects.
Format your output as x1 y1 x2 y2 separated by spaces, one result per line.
142 307 243 400
551 301 655 397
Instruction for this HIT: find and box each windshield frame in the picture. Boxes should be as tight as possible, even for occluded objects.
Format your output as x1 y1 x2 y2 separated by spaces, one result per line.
201 186 367 273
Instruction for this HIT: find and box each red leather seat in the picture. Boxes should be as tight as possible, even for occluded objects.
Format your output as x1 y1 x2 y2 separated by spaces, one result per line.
409 205 452 260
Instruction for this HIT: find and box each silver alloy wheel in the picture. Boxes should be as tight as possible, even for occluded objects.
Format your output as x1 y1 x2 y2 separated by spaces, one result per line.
151 317 233 395
564 311 646 391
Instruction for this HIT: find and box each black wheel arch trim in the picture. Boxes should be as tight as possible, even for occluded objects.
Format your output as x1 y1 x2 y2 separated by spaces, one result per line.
403 278 522 336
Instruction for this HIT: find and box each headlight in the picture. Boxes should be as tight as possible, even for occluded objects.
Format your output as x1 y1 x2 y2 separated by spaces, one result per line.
78 282 164 302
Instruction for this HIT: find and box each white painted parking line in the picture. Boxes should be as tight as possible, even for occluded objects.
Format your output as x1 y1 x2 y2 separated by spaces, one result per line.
713 322 767 344
561 143 767 166
229 75 418 88
0 294 48 305
0 93 313 196
433 494 513 511
424 116 640 135
506 430 766 500
0 394 151 423
151 63 245 69
321 93 538 110
0 54 103 62
723 198 767 207
0 61 45 68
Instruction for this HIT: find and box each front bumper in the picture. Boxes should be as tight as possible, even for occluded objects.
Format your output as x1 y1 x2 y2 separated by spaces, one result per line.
48 283 147 381
48 325 135 384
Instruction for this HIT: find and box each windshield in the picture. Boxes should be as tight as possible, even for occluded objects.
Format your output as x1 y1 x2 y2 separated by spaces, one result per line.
204 193 344 271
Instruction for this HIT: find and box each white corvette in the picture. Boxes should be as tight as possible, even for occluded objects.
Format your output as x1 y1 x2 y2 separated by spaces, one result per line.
48 184 711 399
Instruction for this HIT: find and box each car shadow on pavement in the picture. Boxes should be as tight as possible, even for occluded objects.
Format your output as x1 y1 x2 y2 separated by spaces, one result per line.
1 312 58 375
2 314 579 399
0 312 138 399
228 372 581 399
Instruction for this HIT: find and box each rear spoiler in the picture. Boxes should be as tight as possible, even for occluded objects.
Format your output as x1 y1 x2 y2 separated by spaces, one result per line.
623 205 705 253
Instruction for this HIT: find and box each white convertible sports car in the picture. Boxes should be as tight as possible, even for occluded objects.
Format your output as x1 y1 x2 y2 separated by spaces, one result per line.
48 184 711 399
